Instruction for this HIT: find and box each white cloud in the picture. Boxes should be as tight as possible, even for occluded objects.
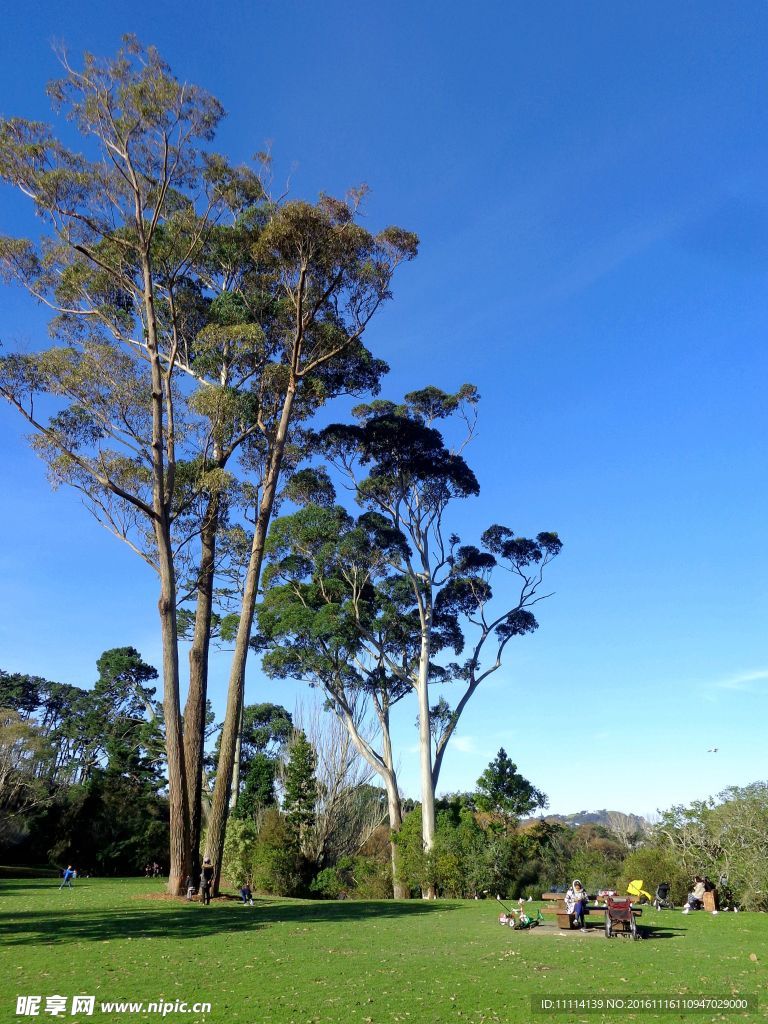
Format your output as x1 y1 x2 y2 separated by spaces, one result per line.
711 669 768 693
451 735 477 754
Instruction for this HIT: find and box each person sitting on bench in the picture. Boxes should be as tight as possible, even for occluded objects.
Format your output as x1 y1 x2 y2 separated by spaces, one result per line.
565 879 588 928
683 876 706 912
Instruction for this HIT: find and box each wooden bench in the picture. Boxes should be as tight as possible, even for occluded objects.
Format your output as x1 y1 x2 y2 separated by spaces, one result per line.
541 892 575 929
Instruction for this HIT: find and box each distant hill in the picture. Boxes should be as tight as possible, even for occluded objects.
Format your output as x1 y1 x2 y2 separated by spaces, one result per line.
524 809 649 831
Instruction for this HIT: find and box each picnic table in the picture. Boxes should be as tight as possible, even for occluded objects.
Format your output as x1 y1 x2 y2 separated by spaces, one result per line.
541 892 643 930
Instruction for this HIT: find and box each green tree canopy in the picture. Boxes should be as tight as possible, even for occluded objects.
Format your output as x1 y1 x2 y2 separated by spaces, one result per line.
475 748 548 825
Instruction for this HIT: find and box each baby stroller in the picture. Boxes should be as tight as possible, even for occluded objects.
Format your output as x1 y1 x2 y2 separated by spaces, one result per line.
652 882 674 910
604 896 640 940
626 879 652 904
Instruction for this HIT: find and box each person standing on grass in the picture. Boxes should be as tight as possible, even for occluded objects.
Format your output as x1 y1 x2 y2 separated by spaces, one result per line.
59 865 75 890
200 857 214 906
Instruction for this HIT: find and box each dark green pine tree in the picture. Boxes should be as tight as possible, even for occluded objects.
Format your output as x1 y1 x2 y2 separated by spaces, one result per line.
475 748 548 827
235 753 278 819
282 731 318 847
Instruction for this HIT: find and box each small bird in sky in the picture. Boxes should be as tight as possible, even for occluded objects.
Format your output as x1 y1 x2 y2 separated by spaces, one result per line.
707 747 719 753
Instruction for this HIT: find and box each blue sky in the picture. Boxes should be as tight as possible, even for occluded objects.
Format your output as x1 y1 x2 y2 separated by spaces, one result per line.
1 1 766 816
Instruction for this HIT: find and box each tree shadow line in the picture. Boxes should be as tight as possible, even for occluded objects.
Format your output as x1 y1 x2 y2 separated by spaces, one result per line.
1 898 455 946
0 882 67 892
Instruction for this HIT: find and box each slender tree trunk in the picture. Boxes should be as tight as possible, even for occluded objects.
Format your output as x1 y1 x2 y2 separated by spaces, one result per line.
230 705 243 810
141 255 190 896
205 386 297 891
183 493 219 883
157 522 190 895
333 698 406 898
380 708 407 898
417 626 437 899
385 778 407 898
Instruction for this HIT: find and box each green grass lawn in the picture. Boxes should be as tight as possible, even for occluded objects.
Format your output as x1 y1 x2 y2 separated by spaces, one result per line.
1 878 765 1023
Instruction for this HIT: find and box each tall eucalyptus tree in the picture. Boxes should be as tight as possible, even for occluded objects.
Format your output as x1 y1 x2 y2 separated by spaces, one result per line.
0 38 417 892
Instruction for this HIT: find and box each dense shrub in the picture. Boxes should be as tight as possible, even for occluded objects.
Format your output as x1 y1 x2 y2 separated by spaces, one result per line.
349 855 393 899
392 806 428 896
310 862 354 899
221 817 259 887
566 848 620 894
222 810 304 895
309 855 392 900
618 847 689 904
394 803 533 898
250 809 305 895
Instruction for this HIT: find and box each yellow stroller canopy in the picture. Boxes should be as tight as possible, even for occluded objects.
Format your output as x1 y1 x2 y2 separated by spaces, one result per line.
627 879 652 902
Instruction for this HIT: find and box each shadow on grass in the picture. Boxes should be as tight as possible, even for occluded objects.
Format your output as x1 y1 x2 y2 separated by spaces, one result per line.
639 926 688 940
1 898 455 946
0 882 75 892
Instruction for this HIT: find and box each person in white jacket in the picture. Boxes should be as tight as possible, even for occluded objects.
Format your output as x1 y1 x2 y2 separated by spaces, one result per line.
565 879 588 928
683 876 706 913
